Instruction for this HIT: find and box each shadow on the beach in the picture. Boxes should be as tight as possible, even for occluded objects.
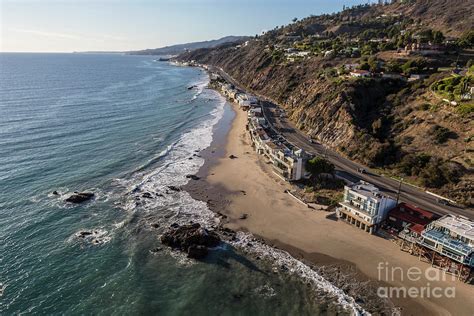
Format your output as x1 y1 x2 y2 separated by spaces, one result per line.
325 212 338 221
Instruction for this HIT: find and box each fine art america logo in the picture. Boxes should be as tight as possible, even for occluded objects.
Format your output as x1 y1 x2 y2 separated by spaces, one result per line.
377 262 456 299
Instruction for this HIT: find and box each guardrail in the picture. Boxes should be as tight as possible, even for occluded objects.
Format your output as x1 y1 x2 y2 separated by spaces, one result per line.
425 191 457 205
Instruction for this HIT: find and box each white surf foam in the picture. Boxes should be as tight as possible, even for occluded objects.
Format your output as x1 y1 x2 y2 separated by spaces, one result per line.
117 68 369 315
190 75 208 101
231 232 369 315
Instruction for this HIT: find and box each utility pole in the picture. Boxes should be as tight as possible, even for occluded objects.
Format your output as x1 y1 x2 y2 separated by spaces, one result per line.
396 178 403 204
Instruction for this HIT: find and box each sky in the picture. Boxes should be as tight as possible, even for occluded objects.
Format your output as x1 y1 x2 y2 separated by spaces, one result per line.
1 0 368 52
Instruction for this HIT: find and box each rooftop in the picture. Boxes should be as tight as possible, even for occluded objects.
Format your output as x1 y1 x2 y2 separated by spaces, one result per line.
389 203 439 226
350 69 371 75
422 229 473 255
431 215 474 240
347 180 394 202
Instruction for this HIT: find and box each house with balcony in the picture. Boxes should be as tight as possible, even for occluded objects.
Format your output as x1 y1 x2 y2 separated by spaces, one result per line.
248 116 269 155
336 181 397 234
419 215 474 268
269 147 305 181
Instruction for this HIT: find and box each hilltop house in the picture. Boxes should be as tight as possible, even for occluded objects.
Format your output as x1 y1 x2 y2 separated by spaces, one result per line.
350 70 371 78
382 72 406 81
336 181 397 234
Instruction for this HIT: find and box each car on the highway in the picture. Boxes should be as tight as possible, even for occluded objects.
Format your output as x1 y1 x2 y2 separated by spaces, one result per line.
437 198 451 206
357 168 367 174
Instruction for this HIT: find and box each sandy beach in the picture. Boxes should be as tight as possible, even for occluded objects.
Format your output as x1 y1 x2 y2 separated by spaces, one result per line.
185 101 474 315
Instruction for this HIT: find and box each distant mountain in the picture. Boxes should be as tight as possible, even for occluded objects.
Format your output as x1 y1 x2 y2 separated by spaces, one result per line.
128 36 250 56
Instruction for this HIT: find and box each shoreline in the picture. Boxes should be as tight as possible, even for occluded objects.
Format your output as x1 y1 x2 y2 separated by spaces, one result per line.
184 91 474 315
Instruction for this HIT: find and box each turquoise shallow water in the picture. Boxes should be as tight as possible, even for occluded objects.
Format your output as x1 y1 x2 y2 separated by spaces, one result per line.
0 53 354 315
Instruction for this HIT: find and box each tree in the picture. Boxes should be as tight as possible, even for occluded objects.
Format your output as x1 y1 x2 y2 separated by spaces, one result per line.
359 62 370 71
368 56 378 72
458 30 474 48
385 61 402 73
306 157 335 184
432 31 445 45
292 17 298 23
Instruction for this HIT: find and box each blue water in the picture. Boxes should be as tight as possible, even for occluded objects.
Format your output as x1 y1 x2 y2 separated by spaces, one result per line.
0 53 352 315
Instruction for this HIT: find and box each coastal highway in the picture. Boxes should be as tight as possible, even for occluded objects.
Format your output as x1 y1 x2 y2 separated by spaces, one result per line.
210 66 473 219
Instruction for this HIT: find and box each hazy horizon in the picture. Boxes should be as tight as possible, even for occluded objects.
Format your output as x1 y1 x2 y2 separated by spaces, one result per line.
1 0 368 53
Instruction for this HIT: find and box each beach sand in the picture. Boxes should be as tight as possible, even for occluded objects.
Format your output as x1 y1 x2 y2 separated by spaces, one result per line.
185 102 474 315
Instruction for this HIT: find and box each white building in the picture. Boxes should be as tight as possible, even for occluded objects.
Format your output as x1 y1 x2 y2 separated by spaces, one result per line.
336 181 397 233
247 111 306 181
269 146 305 181
350 70 371 78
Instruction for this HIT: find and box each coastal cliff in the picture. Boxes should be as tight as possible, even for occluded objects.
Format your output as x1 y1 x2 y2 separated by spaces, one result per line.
177 0 474 205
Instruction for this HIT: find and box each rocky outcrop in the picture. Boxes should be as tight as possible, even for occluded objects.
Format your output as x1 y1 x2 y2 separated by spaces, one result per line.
167 186 181 192
160 223 220 259
185 174 200 180
65 192 94 203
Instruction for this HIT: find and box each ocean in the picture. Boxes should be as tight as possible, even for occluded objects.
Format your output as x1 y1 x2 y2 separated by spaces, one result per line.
0 53 361 315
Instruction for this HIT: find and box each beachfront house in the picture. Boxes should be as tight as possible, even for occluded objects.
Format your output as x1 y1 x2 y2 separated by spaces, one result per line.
419 215 474 268
269 146 304 181
248 107 263 117
248 116 270 155
385 203 439 241
247 106 306 181
336 181 397 234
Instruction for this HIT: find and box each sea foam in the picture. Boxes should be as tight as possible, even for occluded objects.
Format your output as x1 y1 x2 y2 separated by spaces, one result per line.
118 70 369 315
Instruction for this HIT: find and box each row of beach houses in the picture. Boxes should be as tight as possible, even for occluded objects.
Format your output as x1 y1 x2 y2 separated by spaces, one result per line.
337 180 474 280
220 81 308 182
214 72 473 282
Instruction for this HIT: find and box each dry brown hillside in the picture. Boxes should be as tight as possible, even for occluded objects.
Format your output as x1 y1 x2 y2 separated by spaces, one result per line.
177 0 474 206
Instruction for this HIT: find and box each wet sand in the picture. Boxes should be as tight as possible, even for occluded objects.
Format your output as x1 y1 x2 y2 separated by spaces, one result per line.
184 101 474 315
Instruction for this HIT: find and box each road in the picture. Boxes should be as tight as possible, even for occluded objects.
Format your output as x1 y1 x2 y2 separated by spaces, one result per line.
211 66 473 219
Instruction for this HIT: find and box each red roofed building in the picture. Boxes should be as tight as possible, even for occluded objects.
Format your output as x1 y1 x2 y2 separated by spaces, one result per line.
386 203 440 236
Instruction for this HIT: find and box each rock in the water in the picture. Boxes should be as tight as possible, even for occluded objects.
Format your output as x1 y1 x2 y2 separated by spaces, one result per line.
150 223 160 228
142 192 153 199
185 174 200 180
150 247 163 253
187 245 208 259
77 231 93 238
52 190 59 196
167 186 181 192
160 223 220 259
229 154 237 159
65 192 94 203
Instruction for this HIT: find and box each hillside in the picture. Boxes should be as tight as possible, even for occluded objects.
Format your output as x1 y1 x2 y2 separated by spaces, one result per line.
177 0 474 206
128 36 250 56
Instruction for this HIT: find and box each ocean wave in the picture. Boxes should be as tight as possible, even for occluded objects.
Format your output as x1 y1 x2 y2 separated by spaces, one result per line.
126 66 368 314
230 232 368 315
69 228 111 246
190 76 209 101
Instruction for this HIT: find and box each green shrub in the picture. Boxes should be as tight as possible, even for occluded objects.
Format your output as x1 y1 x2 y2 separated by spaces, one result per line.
429 125 453 144
418 103 430 111
457 103 474 116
